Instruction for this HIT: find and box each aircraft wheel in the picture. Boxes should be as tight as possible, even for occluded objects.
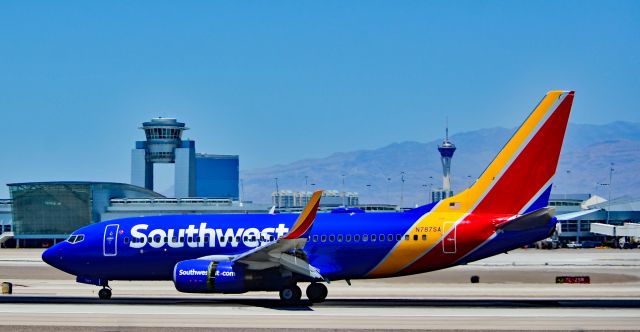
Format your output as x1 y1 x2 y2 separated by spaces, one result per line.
279 285 302 303
306 283 328 303
98 288 112 300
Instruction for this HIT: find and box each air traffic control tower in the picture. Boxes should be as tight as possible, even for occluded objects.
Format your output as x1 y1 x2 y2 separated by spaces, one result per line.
131 118 196 197
437 125 456 199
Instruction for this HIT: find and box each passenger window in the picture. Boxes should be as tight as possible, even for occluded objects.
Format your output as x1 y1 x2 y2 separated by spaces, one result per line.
228 236 233 242
388 234 393 241
371 234 376 242
363 234 369 242
396 234 401 241
196 236 200 243
321 235 327 242
164 237 168 242
354 235 360 242
243 236 248 241
422 234 427 241
313 235 318 242
413 235 418 241
236 236 241 242
329 235 335 242
172 236 177 242
346 235 352 242
337 235 343 242
188 237 193 243
269 235 275 241
379 234 385 241
405 235 410 241
124 237 130 244
250 236 256 242
180 237 184 242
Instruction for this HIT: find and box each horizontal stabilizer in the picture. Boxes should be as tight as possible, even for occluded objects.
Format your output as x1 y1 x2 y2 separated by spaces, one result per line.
496 207 555 232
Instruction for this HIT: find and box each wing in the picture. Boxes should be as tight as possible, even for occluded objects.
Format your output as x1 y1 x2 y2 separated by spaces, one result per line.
200 190 325 281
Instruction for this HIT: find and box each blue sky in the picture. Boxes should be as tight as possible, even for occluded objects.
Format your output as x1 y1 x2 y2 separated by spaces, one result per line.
0 1 638 197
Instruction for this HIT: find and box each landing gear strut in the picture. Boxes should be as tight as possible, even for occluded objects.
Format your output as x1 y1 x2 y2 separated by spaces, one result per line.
306 283 328 303
98 286 112 300
279 284 302 303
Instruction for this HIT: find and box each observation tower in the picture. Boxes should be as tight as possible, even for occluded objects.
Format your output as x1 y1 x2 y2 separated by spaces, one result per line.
437 125 456 199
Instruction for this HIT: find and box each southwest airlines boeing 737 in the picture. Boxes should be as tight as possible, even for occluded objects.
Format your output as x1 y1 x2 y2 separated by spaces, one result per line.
42 90 575 303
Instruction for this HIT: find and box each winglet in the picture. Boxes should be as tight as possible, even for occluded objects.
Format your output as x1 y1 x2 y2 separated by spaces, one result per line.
284 190 323 239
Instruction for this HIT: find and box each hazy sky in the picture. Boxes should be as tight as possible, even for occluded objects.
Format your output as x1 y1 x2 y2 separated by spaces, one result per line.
0 1 638 197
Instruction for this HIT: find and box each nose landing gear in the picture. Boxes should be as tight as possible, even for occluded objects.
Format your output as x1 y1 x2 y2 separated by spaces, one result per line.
98 286 112 300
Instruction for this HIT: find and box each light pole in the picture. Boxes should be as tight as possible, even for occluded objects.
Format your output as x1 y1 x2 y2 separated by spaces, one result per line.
607 163 614 225
421 184 429 204
400 171 406 209
341 174 346 207
274 177 279 208
386 177 391 203
304 175 309 205
366 184 372 204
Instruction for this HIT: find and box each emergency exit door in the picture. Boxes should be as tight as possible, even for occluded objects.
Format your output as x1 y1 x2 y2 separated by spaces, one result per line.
442 222 456 254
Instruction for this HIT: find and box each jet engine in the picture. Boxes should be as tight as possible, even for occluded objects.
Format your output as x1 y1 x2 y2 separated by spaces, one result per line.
173 259 290 293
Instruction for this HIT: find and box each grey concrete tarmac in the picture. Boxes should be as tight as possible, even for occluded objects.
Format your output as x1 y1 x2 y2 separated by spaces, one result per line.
1 248 640 330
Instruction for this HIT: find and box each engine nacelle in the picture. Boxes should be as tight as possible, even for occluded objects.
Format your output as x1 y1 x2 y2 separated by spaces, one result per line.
173 259 291 294
173 259 245 293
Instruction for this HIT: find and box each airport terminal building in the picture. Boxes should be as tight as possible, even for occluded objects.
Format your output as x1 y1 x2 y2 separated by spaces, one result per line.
7 182 161 247
2 181 269 248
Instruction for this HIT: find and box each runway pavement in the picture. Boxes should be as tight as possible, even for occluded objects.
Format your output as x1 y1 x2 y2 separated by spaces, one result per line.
1 248 640 330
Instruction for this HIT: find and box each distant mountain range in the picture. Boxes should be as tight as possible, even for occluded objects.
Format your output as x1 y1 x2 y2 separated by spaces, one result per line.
241 121 640 206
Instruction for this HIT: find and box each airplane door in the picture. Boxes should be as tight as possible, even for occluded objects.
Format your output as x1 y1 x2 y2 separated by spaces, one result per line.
442 222 456 254
103 224 119 256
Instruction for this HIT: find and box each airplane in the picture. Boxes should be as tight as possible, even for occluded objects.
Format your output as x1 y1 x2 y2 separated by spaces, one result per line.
42 90 575 303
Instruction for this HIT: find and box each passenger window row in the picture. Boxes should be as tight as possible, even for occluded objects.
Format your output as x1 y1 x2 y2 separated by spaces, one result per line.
124 235 277 244
310 233 427 243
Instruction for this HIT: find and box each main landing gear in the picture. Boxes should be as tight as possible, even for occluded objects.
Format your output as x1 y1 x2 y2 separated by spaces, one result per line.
279 284 302 303
278 283 328 304
98 286 112 300
306 283 328 303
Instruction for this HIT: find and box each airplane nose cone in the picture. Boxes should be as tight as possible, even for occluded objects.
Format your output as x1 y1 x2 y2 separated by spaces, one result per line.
42 245 61 268
42 247 54 266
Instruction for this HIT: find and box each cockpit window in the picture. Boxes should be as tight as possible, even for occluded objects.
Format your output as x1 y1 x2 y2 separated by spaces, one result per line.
67 234 85 244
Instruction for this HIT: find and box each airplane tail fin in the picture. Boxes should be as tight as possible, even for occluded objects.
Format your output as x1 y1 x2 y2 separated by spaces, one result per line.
449 90 574 215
